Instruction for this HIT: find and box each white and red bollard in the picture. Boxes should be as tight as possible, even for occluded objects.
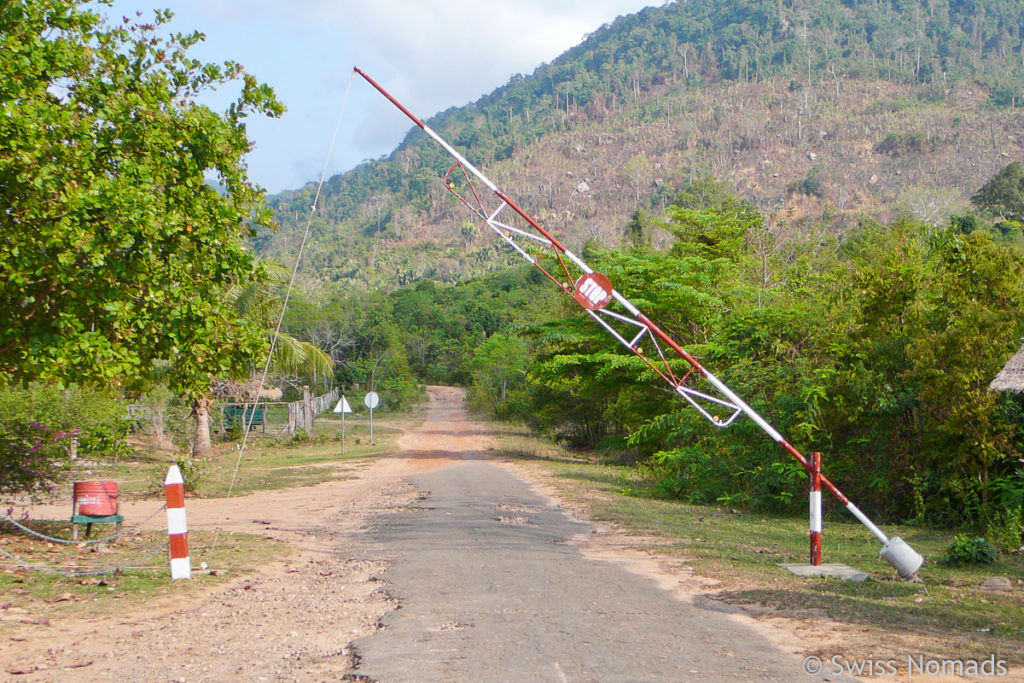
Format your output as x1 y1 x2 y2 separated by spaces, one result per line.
809 452 822 566
165 465 190 580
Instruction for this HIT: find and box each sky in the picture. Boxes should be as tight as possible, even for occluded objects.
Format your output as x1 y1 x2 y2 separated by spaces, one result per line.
100 0 659 194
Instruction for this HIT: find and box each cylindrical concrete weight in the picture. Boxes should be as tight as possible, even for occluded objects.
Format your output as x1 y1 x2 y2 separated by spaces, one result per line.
880 536 923 578
73 481 119 516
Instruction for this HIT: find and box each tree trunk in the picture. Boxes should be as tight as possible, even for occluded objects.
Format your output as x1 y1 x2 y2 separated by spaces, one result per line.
192 396 213 457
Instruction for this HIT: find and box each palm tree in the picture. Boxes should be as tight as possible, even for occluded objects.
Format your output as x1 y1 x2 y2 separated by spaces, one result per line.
192 263 334 456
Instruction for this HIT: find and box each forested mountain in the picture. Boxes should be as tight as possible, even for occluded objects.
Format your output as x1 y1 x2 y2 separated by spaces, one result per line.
261 0 1024 291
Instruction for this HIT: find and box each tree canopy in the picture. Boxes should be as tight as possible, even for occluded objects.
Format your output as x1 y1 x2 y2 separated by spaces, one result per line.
357 174 1024 528
0 0 283 398
972 161 1024 224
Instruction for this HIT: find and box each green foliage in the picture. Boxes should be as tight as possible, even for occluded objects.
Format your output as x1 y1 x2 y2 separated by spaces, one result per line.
0 382 130 460
231 262 333 378
874 131 936 157
0 419 72 500
0 381 132 497
173 457 204 494
787 171 825 198
672 174 739 211
284 290 421 410
59 385 132 460
987 506 1024 555
0 1 281 398
943 534 999 566
468 333 531 419
384 266 542 389
487 191 1024 525
972 162 1024 224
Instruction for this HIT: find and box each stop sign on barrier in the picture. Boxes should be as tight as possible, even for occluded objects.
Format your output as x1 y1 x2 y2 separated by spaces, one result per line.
573 273 614 310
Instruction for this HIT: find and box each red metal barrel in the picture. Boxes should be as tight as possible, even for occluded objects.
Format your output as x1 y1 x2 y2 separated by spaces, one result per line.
73 480 119 516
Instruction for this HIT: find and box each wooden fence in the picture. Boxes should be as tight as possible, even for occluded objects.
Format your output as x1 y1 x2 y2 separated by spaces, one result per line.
286 386 339 435
225 386 339 436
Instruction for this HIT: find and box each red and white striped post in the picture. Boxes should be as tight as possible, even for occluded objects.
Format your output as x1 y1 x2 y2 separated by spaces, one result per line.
809 452 822 566
165 465 190 580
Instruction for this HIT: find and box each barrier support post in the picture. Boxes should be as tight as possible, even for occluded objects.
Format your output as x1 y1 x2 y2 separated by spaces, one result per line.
810 452 822 566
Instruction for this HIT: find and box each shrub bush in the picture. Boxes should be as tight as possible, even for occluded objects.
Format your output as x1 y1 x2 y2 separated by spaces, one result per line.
0 382 130 497
986 506 1024 554
0 419 75 500
943 534 999 566
173 457 205 494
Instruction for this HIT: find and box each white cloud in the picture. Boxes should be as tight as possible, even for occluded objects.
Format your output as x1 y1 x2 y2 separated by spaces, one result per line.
248 0 654 113
101 0 656 191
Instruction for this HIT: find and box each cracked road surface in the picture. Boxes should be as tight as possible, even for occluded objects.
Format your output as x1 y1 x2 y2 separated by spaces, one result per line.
348 388 853 682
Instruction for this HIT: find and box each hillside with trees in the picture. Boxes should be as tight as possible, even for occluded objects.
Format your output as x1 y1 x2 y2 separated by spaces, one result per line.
264 0 1024 536
261 0 1024 290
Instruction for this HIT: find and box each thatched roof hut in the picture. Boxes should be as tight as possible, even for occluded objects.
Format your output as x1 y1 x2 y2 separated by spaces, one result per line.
990 342 1024 393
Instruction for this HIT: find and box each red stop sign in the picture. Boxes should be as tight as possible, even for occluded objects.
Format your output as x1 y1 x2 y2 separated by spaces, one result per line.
573 273 614 310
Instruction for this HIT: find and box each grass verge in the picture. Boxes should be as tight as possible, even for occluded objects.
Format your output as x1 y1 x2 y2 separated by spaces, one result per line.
59 412 414 501
496 428 1024 666
0 523 285 636
2 409 418 630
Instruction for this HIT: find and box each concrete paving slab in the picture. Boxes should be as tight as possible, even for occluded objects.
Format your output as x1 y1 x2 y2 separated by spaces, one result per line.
780 563 870 582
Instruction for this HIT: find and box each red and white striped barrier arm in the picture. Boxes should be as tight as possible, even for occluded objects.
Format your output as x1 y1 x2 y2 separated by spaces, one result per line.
165 465 190 580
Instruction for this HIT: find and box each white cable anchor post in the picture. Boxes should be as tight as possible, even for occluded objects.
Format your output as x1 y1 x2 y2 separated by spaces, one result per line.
165 465 190 580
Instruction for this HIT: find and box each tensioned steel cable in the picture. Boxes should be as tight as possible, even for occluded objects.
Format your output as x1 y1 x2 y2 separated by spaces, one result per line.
2 505 166 545
0 543 169 577
210 72 356 553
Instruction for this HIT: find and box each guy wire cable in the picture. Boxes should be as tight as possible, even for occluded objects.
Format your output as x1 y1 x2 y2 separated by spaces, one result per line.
210 71 356 554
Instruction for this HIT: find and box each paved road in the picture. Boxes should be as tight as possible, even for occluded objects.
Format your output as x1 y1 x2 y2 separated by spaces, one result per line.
348 439 853 680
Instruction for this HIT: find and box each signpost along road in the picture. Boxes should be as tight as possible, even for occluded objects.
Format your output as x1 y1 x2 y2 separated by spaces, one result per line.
333 395 353 454
364 391 380 444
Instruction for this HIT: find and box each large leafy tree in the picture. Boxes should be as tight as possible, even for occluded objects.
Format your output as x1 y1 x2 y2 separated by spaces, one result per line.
971 162 1024 224
0 1 282 402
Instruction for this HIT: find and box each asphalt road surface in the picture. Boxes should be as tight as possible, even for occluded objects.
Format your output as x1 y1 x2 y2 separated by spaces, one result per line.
348 396 855 682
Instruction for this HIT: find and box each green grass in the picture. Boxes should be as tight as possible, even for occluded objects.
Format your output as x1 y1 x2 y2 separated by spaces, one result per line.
1 410 417 629
62 412 415 500
0 523 284 633
496 430 1024 663
194 417 404 497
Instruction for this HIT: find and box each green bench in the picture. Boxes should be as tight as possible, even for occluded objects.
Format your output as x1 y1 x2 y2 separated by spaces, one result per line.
223 404 267 432
71 513 124 541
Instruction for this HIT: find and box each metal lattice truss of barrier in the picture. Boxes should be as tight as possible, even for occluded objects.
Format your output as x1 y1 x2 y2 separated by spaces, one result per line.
353 67 924 579
442 159 744 429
